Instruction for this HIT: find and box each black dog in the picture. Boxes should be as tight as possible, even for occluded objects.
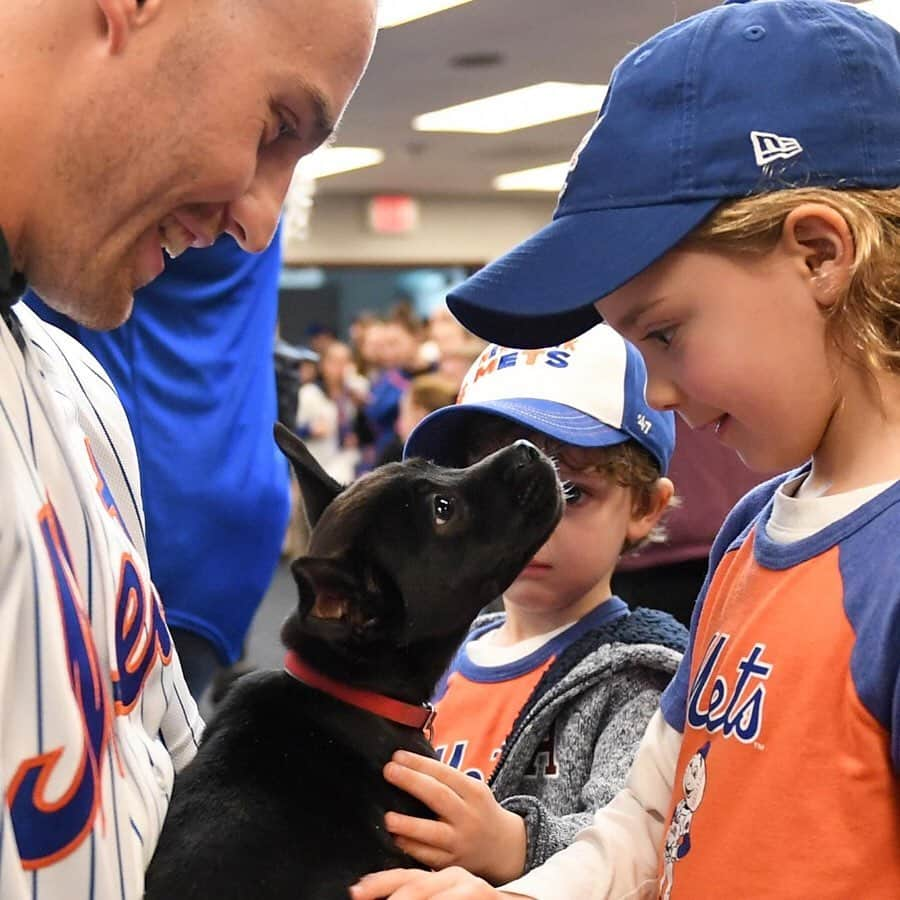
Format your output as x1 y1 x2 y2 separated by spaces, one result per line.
145 424 563 900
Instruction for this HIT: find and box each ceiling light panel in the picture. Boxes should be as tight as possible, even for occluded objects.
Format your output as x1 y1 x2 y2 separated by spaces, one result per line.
299 147 385 179
413 82 608 134
493 162 570 192
378 0 475 29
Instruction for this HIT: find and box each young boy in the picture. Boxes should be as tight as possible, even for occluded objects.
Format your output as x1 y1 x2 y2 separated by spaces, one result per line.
372 324 687 885
352 1 900 898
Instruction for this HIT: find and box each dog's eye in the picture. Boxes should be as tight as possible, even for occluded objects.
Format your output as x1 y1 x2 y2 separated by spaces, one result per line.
433 495 455 525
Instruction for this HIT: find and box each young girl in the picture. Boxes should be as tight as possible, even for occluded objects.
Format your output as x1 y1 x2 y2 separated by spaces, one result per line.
351 1 900 897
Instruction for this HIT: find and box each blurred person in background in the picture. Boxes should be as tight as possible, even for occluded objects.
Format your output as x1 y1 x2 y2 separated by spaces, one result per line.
305 321 338 357
375 373 459 466
349 311 380 379
439 338 487 391
296 340 364 484
427 302 470 357
274 336 319 429
363 313 434 464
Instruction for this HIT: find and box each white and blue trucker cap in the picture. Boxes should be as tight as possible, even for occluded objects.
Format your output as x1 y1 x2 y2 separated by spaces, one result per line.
445 0 900 348
404 324 675 473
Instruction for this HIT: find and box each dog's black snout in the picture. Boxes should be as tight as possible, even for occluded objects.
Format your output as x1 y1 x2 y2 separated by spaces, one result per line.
512 439 541 466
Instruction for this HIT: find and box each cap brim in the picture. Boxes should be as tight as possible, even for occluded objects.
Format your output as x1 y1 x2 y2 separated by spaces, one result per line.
404 399 632 465
447 199 721 348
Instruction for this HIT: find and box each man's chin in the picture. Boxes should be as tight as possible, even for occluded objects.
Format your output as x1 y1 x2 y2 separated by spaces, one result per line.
41 289 135 331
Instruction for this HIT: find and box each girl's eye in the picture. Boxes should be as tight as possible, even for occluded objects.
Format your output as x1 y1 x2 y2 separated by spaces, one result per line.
562 482 584 506
433 496 455 525
645 326 676 348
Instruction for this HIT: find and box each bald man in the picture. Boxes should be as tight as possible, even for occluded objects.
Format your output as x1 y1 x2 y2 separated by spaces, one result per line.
0 1 375 896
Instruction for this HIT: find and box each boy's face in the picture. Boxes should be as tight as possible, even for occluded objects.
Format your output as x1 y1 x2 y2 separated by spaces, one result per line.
597 246 839 474
505 450 644 618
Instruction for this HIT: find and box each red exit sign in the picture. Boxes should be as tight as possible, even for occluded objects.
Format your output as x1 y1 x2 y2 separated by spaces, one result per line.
367 195 419 235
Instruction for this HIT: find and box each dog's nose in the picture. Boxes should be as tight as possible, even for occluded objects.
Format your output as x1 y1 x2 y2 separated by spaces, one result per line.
512 439 541 466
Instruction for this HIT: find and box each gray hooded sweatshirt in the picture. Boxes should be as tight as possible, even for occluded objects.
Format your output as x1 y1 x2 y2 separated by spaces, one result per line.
465 605 687 873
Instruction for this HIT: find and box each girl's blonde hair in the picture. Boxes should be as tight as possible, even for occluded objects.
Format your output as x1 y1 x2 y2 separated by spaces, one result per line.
684 187 900 375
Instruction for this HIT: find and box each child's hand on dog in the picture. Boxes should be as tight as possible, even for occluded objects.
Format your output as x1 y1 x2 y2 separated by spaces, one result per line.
380 750 527 885
349 866 532 899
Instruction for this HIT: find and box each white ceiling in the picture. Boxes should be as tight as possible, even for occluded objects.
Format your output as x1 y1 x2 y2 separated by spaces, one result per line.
319 0 888 198
320 0 721 197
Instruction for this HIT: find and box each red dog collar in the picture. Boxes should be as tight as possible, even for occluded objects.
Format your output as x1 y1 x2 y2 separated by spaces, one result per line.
283 650 436 738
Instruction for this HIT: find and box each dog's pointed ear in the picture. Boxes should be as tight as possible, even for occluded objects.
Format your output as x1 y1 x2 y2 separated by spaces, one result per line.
274 423 344 527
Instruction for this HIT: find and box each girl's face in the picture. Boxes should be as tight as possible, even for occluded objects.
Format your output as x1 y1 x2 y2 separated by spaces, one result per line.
598 245 840 474
321 343 351 386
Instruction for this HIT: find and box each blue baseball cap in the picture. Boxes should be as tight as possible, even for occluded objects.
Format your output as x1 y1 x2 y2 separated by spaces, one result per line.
404 324 675 473
447 0 900 348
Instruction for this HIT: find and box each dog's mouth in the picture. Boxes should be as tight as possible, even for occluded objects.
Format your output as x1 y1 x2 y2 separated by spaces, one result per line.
307 593 374 630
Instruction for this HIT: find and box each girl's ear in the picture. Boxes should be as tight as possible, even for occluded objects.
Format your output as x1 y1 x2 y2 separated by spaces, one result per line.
95 0 164 55
779 203 855 310
625 476 675 546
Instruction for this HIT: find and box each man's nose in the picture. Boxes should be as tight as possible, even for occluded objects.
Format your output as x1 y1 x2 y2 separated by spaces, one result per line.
224 157 296 253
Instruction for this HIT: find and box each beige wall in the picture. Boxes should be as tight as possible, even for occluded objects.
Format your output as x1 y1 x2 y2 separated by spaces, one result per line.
283 194 555 267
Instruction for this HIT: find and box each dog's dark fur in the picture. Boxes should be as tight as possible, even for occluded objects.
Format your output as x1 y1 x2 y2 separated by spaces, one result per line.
144 423 563 900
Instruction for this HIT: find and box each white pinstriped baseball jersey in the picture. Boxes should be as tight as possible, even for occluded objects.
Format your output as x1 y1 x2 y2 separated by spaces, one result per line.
0 302 203 899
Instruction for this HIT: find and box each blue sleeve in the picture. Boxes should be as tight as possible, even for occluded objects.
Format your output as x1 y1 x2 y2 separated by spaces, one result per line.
660 472 788 732
837 509 900 771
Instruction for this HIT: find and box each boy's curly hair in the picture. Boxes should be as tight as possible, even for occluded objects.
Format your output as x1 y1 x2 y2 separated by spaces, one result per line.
684 187 900 377
459 415 674 552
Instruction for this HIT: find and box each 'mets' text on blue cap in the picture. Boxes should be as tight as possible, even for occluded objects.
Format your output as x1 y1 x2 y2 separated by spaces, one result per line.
404 324 676 474
447 0 900 348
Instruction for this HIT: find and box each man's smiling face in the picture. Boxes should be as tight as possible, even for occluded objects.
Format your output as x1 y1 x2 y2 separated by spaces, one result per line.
22 0 376 328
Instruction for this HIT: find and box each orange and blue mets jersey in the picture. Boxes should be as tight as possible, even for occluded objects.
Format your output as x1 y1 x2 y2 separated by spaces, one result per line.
431 601 629 782
659 471 900 898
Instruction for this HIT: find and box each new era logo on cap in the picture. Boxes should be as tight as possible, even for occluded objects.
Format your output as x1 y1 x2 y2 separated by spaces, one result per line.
750 130 804 167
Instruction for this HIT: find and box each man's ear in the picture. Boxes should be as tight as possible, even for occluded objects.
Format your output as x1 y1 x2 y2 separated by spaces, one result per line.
779 203 855 310
95 0 164 55
625 476 675 546
274 423 344 528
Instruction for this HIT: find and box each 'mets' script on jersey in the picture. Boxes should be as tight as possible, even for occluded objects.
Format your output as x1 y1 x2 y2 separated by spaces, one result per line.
1 306 201 900
659 476 900 899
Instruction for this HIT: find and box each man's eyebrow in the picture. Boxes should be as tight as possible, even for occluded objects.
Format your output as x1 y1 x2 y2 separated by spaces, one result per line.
306 85 338 147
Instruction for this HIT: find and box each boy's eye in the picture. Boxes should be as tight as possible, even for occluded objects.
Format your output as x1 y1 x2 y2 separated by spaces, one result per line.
562 482 584 506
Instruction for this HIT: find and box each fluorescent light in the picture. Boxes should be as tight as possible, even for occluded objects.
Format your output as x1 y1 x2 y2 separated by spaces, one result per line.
856 1 900 30
378 0 475 28
413 82 608 134
298 147 385 179
493 162 570 192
